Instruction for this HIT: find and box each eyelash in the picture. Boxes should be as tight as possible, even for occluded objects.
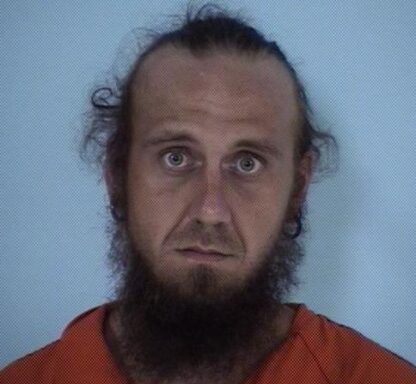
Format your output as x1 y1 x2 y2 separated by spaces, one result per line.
159 147 265 176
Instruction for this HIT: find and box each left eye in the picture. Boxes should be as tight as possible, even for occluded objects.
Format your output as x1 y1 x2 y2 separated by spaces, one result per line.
234 154 263 175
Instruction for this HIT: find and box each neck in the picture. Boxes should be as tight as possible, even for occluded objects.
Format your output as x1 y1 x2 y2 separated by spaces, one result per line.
104 302 295 384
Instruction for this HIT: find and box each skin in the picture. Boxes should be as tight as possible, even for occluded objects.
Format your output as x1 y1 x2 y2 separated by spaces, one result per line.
106 46 313 383
122 46 311 295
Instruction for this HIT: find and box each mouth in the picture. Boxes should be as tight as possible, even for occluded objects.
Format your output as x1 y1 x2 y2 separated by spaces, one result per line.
177 248 231 263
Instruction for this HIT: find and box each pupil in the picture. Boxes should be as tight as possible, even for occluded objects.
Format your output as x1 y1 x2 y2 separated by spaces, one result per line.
170 153 182 165
241 158 254 171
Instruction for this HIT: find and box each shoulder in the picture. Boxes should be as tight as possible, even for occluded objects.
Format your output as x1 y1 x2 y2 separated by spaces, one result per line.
0 304 108 384
292 304 416 383
0 341 59 383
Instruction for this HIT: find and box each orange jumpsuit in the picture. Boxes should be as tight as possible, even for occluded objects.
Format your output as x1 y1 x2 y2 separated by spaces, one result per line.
1 303 415 383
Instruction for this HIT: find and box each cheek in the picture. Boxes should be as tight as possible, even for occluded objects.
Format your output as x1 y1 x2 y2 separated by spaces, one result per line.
126 164 185 249
242 176 294 256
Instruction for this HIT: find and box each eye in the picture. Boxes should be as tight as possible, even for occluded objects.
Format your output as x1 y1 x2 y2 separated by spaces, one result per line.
161 148 191 170
234 152 264 175
159 148 264 175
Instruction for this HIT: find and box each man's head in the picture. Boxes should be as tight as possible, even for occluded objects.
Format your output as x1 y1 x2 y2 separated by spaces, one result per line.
123 44 309 296
81 4 337 381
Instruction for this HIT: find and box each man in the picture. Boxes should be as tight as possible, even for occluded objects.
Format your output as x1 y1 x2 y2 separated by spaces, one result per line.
1 4 415 384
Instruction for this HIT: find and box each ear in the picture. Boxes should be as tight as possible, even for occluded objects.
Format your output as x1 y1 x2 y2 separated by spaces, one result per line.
290 151 314 216
104 158 115 204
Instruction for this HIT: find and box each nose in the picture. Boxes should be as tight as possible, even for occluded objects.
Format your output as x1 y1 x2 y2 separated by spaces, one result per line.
189 166 232 226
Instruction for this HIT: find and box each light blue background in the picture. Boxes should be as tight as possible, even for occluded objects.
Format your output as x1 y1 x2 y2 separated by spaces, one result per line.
1 0 415 367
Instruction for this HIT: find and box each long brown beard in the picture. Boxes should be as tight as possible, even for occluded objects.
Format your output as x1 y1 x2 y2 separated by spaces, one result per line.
107 220 304 383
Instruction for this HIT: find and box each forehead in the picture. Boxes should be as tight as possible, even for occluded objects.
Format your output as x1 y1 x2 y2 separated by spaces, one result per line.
131 46 299 138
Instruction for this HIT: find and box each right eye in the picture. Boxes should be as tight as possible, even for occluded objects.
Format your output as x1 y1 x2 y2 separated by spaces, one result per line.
160 148 191 170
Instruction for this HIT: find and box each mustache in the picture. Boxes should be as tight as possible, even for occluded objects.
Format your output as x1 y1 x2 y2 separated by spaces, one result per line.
167 222 243 256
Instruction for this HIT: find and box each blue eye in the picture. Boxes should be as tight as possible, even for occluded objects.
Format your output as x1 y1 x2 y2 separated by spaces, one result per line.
234 154 263 175
162 149 190 169
160 148 264 175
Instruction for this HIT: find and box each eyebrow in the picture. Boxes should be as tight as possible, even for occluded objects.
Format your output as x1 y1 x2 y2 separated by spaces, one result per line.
142 129 282 159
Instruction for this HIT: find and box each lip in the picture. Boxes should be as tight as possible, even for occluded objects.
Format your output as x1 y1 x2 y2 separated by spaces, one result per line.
178 249 229 262
184 247 228 255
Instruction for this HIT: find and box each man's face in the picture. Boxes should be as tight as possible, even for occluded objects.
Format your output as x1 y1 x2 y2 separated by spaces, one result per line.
124 46 308 301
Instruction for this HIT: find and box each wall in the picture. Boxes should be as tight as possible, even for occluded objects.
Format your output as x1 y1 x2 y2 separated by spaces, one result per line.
1 0 415 366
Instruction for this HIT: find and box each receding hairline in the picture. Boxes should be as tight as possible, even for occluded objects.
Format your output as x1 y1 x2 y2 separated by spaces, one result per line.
132 42 296 86
128 43 304 136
